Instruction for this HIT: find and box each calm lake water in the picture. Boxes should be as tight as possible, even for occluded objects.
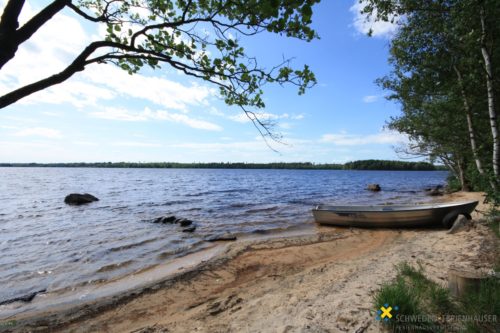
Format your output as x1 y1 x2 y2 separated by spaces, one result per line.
0 168 447 303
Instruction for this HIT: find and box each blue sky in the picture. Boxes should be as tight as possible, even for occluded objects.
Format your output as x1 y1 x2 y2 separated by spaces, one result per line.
0 1 408 163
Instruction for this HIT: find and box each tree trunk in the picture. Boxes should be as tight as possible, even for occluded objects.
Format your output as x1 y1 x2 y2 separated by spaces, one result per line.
457 158 470 191
448 268 488 298
0 0 26 69
0 0 69 70
480 6 499 181
453 65 486 175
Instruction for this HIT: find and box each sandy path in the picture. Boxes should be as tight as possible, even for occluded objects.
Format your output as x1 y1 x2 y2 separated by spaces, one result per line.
2 192 496 333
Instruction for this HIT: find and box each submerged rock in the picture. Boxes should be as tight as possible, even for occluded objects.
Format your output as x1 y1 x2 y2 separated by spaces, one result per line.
366 184 381 192
176 218 193 227
182 225 196 233
205 234 237 242
0 289 46 306
64 193 99 205
152 216 196 232
157 215 177 223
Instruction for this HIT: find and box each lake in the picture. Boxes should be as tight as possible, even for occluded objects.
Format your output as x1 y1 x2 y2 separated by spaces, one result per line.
0 168 447 304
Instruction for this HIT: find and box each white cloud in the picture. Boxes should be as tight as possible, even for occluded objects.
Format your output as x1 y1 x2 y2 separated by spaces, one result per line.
362 95 379 103
72 141 99 146
111 141 163 148
89 107 223 131
0 125 19 130
82 66 215 111
89 107 151 122
155 111 222 131
291 114 305 120
320 130 407 146
279 122 292 129
228 112 292 123
12 127 63 139
350 1 398 38
19 80 116 108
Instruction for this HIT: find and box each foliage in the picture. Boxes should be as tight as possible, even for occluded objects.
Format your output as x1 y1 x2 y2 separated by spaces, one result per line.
343 159 439 171
0 0 320 140
361 0 500 197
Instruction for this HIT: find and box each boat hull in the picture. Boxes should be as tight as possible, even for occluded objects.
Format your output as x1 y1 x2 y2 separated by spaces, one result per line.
312 201 478 227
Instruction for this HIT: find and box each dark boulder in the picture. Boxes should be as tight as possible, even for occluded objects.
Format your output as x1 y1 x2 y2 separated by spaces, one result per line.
153 215 177 223
176 218 193 227
64 193 99 205
366 184 381 192
161 215 177 223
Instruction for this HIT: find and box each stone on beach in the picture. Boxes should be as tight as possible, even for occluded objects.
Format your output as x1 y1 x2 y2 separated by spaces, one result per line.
447 215 470 234
64 193 99 205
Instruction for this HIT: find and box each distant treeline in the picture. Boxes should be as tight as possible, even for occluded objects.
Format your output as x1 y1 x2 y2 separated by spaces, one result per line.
0 160 445 171
343 160 444 171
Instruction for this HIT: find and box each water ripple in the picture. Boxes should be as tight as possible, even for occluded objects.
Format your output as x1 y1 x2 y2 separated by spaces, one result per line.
0 167 447 302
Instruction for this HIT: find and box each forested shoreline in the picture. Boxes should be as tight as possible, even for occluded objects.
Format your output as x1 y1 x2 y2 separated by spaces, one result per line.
0 160 443 171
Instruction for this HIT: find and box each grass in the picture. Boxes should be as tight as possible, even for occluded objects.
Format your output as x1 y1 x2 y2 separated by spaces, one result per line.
374 262 499 333
487 209 500 239
374 206 500 332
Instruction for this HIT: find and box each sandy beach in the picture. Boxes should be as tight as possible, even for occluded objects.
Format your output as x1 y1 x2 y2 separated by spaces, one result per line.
1 191 497 333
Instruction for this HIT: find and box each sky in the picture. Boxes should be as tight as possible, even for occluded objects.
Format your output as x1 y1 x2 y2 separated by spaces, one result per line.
0 1 409 163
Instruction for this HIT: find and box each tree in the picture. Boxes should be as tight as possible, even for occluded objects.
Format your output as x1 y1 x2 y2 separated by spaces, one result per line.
0 0 319 140
361 0 499 192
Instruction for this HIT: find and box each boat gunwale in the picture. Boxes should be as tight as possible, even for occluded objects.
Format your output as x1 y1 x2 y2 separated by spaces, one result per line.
312 200 479 213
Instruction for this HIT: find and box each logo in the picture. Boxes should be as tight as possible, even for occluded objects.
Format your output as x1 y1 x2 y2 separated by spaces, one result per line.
376 303 399 321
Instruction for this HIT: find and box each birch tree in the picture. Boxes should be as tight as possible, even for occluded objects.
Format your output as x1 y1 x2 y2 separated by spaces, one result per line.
362 0 499 192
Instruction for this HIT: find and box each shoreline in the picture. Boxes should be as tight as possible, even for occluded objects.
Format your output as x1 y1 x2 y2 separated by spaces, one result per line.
1 191 496 332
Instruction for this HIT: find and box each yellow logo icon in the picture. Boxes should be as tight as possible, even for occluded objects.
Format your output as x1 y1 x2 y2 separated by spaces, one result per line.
376 303 398 321
380 305 393 319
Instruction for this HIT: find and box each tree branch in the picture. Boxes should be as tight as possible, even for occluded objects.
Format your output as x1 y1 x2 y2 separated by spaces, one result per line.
0 0 69 70
16 0 69 47
0 41 118 108
0 0 26 32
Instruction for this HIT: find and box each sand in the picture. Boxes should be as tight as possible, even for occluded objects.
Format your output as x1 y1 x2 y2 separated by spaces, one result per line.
1 192 497 333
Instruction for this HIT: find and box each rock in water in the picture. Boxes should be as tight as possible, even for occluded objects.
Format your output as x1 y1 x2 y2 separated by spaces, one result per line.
176 218 193 227
366 184 381 192
161 216 177 223
0 289 46 306
64 193 99 205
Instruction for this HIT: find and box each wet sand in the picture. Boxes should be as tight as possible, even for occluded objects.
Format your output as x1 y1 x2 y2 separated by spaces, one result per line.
0 192 497 333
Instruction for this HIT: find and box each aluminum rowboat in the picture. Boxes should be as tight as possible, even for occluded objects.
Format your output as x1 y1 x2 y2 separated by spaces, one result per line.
312 201 478 227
